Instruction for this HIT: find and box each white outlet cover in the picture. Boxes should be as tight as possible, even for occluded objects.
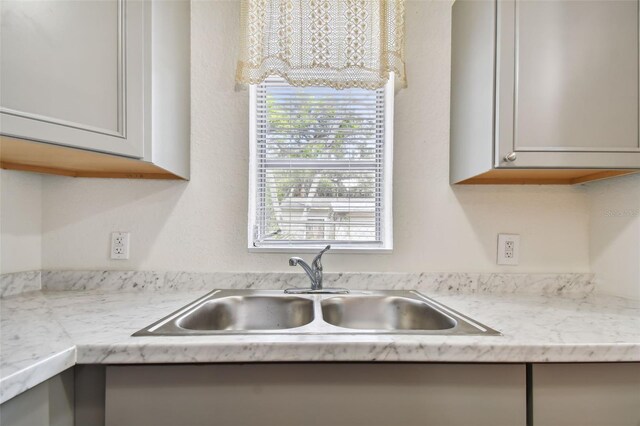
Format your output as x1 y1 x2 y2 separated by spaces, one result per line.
110 232 130 260
497 233 520 266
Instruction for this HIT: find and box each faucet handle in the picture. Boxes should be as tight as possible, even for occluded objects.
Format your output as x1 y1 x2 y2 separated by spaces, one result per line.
312 245 331 270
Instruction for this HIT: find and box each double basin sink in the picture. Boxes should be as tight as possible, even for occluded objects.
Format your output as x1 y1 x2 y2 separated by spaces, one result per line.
134 290 500 336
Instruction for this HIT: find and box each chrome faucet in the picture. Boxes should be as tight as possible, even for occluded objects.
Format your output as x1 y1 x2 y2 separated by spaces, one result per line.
289 245 331 290
285 245 349 294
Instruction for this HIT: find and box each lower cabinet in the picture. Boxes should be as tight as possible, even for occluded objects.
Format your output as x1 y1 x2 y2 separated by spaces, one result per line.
532 363 640 426
3 362 638 425
104 363 526 426
0 368 74 426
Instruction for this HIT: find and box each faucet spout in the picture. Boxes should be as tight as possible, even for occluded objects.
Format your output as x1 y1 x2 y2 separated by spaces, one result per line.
288 257 317 288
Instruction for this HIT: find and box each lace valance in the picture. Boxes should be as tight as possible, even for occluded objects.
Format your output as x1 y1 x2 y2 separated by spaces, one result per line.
236 0 407 90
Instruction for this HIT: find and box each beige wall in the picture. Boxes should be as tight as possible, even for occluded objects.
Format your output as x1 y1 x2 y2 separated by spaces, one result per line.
0 170 42 274
5 2 637 299
35 1 590 274
588 174 640 300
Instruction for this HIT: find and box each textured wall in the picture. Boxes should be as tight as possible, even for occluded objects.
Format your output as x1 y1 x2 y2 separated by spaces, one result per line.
37 1 590 273
588 174 640 299
0 170 42 274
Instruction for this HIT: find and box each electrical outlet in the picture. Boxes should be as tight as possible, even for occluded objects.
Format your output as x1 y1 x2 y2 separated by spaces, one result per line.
497 234 520 265
110 232 130 260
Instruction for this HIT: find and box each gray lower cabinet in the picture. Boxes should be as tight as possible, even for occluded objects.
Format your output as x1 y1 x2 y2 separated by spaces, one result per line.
451 0 640 184
532 363 640 426
3 363 637 425
0 368 74 426
105 363 526 426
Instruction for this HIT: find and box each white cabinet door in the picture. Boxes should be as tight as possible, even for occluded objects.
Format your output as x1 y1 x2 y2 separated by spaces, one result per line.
496 0 640 169
0 0 144 158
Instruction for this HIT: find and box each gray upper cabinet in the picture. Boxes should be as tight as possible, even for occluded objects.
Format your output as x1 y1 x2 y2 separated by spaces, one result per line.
1 0 144 158
0 0 190 179
451 0 640 184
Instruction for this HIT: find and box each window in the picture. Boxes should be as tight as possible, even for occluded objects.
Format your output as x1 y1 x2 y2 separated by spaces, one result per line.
248 76 394 252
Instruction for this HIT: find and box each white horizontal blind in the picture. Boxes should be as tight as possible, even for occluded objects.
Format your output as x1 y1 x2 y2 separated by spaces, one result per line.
252 76 386 247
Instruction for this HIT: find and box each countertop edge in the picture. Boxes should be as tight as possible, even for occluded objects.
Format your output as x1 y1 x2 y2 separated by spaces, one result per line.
0 346 76 405
74 341 640 365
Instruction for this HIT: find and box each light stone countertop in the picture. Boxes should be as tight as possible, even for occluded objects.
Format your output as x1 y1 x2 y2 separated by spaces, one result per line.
1 284 639 404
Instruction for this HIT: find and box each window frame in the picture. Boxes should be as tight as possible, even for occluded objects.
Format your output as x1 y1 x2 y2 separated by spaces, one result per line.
247 75 395 253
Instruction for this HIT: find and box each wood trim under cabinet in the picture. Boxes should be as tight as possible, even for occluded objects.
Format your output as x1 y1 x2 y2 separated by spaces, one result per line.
0 137 184 180
458 169 638 185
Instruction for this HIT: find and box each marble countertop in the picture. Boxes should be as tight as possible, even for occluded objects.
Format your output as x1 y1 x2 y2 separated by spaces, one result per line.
2 285 639 404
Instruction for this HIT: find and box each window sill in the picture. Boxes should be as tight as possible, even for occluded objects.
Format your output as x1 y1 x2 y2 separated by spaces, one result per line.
248 246 393 254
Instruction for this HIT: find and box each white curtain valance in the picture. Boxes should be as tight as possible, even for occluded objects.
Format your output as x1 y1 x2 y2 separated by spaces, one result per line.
236 0 406 90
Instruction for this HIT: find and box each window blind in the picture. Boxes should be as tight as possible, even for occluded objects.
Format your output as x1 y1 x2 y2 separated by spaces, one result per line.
252 76 387 247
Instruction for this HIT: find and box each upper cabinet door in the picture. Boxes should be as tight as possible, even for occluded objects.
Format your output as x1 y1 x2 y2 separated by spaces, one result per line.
0 0 144 158
496 0 640 168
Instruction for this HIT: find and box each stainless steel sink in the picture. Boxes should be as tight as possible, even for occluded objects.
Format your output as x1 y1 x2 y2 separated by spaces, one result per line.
321 296 457 331
133 290 500 336
178 296 314 331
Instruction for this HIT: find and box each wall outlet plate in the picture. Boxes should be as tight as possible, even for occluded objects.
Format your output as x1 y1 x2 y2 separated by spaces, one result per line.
111 232 130 260
497 233 520 266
